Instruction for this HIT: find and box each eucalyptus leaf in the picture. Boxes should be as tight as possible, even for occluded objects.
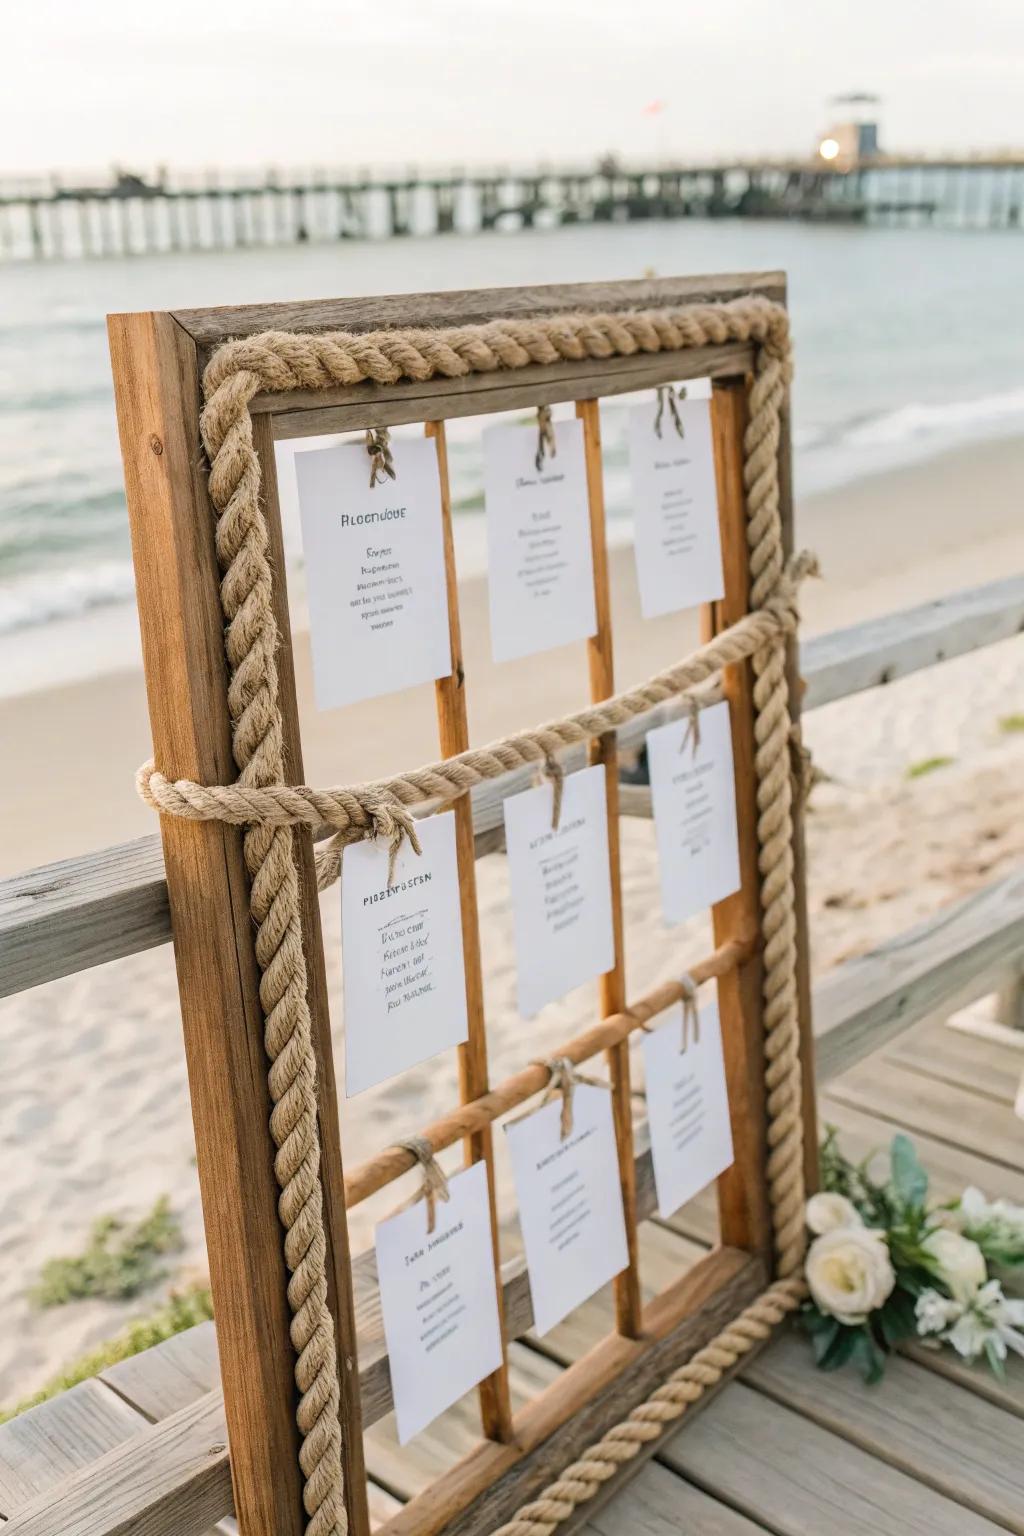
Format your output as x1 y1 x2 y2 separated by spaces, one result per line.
891 1135 928 1210
851 1327 886 1384
819 1325 860 1371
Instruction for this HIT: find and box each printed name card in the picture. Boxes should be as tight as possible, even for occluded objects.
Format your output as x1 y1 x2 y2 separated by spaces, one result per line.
482 418 597 662
641 995 734 1218
341 811 468 1096
505 1084 628 1336
647 699 741 925
503 765 615 1017
628 388 724 619
294 435 452 710
375 1162 504 1444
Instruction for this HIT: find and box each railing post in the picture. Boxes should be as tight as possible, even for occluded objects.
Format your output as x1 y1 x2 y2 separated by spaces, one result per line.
108 311 367 1536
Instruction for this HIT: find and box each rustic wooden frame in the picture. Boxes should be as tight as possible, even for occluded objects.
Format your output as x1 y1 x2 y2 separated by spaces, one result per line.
108 272 812 1536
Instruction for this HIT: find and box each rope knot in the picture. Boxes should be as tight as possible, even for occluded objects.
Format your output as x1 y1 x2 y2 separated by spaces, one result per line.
535 404 557 472
360 791 423 887
392 1135 450 1234
532 1056 608 1140
365 426 396 488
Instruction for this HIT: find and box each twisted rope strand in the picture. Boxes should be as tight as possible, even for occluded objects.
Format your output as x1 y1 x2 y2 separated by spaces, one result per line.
154 295 808 1536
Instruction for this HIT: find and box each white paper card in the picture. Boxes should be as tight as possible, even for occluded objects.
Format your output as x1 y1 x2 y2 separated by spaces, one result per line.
341 811 468 1096
375 1162 504 1444
647 699 741 925
505 1085 628 1336
642 996 734 1218
503 766 615 1018
628 393 724 619
482 418 597 662
294 435 451 710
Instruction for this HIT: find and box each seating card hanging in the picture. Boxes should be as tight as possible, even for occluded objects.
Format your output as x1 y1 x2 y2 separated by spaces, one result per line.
294 432 452 709
647 698 741 925
482 411 597 662
341 810 468 1096
640 988 735 1218
628 379 724 619
505 1075 628 1336
503 763 616 1018
375 1157 504 1444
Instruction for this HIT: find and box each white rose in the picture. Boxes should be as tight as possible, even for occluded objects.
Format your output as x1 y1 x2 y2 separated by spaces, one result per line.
806 1192 864 1236
921 1228 987 1302
806 1227 896 1325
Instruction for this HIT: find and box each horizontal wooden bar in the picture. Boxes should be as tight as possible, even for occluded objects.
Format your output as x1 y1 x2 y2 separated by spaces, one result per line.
801 573 1024 712
170 271 786 354
345 936 753 1207
815 863 1024 1081
266 344 753 437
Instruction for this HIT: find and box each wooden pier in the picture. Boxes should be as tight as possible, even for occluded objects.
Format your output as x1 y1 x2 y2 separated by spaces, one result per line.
3 153 1023 259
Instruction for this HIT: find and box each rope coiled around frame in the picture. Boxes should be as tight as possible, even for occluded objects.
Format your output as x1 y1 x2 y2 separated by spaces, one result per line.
144 295 809 1536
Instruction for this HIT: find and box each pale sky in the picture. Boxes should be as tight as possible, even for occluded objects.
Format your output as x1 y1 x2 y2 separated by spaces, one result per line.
5 0 1024 175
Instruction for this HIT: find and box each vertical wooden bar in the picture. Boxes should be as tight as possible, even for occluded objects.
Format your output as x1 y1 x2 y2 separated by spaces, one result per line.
777 385 820 1196
253 415 371 1535
108 310 366 1536
576 397 643 1337
426 419 515 1442
702 376 773 1264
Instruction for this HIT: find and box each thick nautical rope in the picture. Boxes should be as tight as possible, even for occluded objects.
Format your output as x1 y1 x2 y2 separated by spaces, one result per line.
487 324 810 1536
151 295 806 1536
137 556 814 886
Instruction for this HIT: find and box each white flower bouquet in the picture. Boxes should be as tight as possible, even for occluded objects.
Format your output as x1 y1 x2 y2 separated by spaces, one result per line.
801 1128 1024 1382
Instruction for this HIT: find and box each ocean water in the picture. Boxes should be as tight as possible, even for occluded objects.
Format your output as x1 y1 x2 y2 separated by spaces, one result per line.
1 219 1022 696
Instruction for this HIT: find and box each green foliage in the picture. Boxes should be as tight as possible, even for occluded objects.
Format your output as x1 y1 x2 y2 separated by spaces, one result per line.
998 712 1024 735
890 1134 928 1210
30 1197 183 1307
905 754 955 780
0 1283 213 1424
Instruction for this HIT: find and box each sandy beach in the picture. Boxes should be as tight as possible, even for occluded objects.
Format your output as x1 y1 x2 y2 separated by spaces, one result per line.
2 434 1024 1404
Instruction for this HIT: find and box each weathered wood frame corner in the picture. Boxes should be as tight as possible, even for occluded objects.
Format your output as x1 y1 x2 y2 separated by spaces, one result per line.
106 272 817 1536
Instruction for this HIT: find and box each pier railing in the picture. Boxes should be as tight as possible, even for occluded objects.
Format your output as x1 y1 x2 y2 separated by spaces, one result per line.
3 152 1024 258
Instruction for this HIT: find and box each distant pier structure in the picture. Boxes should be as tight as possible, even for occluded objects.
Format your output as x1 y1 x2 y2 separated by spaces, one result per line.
2 147 1023 260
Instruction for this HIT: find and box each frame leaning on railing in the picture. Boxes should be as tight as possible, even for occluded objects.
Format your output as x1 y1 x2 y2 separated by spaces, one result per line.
1 274 1020 1536
105 272 815 1536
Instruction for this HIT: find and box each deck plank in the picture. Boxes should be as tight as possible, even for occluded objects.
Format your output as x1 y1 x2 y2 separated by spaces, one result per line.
660 1380 1007 1536
0 1380 146 1518
745 1330 1024 1533
825 1059 1024 1174
886 1013 1024 1107
100 1321 219 1422
816 1094 1024 1204
581 1458 771 1535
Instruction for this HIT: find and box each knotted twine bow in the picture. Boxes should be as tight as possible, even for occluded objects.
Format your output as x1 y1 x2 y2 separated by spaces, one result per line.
654 384 687 440
639 972 701 1053
391 1135 450 1234
535 404 557 471
532 1056 610 1140
366 426 396 487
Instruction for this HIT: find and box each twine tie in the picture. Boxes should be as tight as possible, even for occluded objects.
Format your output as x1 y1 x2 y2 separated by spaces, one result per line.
366 426 396 488
532 1056 609 1140
392 1136 450 1235
535 404 557 472
654 383 686 440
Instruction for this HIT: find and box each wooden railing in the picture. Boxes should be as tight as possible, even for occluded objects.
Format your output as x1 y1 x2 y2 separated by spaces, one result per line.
2 563 1022 1536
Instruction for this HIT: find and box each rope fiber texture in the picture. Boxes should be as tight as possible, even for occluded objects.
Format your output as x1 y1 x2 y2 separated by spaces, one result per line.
150 293 809 1536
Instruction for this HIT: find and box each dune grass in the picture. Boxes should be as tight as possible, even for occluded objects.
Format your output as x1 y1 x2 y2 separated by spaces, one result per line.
998 712 1024 735
30 1196 183 1308
0 1281 213 1424
906 754 955 780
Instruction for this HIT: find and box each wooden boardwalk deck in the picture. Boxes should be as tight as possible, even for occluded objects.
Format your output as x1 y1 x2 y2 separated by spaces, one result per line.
2 1008 1022 1535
